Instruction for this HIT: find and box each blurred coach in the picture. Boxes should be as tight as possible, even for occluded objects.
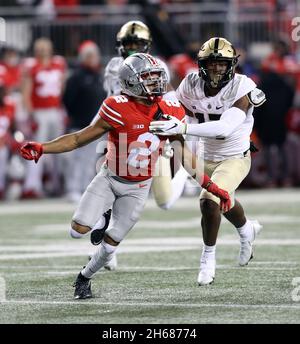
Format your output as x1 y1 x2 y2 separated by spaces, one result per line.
63 41 106 203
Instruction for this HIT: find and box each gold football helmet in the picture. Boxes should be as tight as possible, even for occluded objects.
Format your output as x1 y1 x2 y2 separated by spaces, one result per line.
116 20 152 58
197 37 238 88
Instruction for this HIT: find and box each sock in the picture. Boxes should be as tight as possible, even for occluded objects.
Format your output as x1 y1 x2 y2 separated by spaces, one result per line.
237 219 253 240
201 244 216 262
69 228 84 239
81 241 117 278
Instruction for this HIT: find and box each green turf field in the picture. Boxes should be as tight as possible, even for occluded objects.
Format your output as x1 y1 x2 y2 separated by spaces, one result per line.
0 189 299 324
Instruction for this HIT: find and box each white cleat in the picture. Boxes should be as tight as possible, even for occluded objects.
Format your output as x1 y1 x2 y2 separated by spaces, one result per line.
197 259 215 286
104 253 118 271
239 220 263 266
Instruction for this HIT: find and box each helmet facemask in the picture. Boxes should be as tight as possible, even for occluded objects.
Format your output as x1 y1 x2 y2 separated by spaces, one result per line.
197 37 239 89
198 56 238 89
117 36 151 59
124 69 167 101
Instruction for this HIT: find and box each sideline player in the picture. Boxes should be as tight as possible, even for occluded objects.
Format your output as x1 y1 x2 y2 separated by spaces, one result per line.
150 38 265 285
21 38 66 198
20 53 230 299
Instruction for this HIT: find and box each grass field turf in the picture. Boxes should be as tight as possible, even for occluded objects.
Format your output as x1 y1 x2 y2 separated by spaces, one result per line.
0 189 299 324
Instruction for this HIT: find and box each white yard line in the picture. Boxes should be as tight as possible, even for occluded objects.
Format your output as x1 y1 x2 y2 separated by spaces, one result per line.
1 189 300 215
31 214 300 234
0 299 300 310
4 265 299 278
0 236 300 260
0 261 297 270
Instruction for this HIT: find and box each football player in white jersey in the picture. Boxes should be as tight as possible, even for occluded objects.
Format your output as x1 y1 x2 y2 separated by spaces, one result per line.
90 20 189 270
150 37 266 286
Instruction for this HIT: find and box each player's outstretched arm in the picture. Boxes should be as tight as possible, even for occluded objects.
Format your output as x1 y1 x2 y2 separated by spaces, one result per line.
20 118 112 163
150 96 250 138
170 136 231 212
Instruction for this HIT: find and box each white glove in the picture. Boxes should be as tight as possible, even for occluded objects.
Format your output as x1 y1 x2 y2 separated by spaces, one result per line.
149 114 186 136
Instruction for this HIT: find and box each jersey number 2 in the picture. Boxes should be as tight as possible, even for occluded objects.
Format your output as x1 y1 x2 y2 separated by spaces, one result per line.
127 132 160 168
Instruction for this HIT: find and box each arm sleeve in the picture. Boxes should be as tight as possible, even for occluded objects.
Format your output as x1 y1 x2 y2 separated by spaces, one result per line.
186 107 246 138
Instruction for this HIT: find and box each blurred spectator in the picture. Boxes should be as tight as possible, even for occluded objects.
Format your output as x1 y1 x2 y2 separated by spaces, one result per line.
54 0 79 7
168 45 198 88
0 84 16 200
0 65 9 88
255 39 296 187
168 39 214 88
63 40 106 203
53 0 80 19
261 39 299 75
235 46 258 82
0 47 22 93
21 37 66 198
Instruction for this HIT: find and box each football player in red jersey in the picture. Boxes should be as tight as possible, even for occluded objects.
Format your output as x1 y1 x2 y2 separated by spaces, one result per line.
21 37 66 198
20 53 230 299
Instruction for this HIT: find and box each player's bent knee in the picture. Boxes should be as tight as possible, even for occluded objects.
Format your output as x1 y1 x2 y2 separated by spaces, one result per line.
102 235 119 255
104 234 120 246
69 227 84 239
200 198 220 214
71 220 91 235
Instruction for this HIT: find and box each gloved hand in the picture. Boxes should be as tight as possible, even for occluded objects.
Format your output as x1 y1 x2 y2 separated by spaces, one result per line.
20 141 43 163
201 175 231 212
150 114 187 136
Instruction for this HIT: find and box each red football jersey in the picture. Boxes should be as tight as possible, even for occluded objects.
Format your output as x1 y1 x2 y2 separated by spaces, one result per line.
23 56 66 109
0 97 15 147
0 63 21 90
0 65 8 86
98 94 185 182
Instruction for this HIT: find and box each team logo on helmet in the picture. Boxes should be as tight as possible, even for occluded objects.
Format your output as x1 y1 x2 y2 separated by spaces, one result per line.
198 37 238 89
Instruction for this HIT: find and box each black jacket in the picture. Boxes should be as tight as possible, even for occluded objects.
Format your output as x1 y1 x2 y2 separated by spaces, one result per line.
254 71 295 145
63 65 106 129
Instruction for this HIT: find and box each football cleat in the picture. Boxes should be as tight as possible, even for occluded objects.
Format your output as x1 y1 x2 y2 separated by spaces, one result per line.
197 258 215 286
90 209 112 246
104 252 118 271
238 220 263 266
73 272 92 299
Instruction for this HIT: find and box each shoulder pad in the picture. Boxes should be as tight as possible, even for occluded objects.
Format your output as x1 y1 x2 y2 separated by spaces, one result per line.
247 88 266 107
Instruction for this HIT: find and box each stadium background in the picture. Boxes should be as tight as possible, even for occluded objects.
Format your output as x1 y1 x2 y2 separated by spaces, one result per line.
0 0 300 325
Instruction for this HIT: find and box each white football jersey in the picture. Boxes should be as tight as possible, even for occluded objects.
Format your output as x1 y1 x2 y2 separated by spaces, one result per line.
176 73 257 161
103 56 171 97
